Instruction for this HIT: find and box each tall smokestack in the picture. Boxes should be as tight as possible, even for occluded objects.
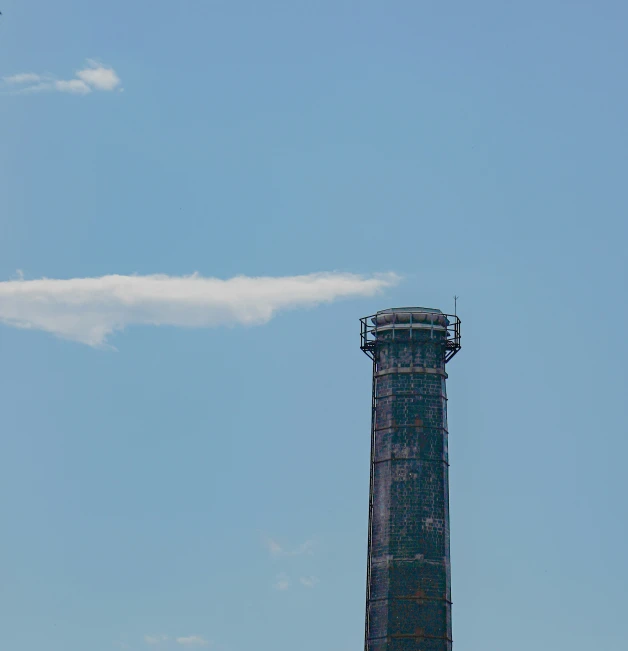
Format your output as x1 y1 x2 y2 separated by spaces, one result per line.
360 307 461 651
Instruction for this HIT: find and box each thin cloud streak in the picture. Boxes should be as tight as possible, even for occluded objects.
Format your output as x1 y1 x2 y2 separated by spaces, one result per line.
55 79 91 94
2 60 121 95
144 635 168 645
176 636 210 646
0 271 398 347
3 72 42 84
265 537 317 558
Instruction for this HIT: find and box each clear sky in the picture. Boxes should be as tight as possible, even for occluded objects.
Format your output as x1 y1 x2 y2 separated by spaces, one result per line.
1 2 627 650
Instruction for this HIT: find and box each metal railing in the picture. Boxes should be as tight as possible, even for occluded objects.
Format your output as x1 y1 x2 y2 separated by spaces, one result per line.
360 310 461 363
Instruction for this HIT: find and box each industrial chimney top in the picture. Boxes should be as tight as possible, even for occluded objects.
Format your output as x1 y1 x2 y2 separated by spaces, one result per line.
360 306 461 362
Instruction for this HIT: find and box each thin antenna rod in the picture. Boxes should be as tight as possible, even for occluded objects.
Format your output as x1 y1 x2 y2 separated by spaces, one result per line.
454 295 459 316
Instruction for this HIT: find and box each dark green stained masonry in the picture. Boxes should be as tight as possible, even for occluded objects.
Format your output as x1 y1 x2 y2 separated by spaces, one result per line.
360 308 461 651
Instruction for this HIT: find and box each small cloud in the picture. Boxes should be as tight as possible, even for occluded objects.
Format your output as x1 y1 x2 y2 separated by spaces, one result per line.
2 59 121 95
144 635 168 645
77 59 121 91
176 636 210 646
300 576 320 588
274 572 290 591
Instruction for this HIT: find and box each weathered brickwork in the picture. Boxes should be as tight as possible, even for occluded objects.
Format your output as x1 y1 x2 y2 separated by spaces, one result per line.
365 323 452 651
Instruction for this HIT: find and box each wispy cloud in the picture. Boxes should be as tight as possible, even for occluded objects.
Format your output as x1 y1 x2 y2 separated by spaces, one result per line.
273 572 291 591
54 79 91 94
266 538 284 557
293 540 317 555
144 635 168 645
300 576 320 588
0 271 397 347
2 59 121 95
265 537 317 558
3 72 42 85
143 634 208 647
176 636 210 646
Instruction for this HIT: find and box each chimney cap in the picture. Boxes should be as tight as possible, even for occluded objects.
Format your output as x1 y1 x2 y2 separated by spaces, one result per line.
376 307 443 315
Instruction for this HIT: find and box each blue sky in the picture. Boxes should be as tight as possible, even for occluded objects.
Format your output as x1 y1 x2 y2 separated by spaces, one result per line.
1 2 627 650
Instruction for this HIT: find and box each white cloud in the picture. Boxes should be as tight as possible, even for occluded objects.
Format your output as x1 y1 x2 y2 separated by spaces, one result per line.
0 271 397 347
2 59 121 95
274 572 290 591
144 635 168 645
176 636 210 646
77 59 121 90
300 576 320 588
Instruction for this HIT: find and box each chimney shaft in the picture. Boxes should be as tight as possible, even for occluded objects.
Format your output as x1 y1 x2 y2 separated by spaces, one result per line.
360 307 461 651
